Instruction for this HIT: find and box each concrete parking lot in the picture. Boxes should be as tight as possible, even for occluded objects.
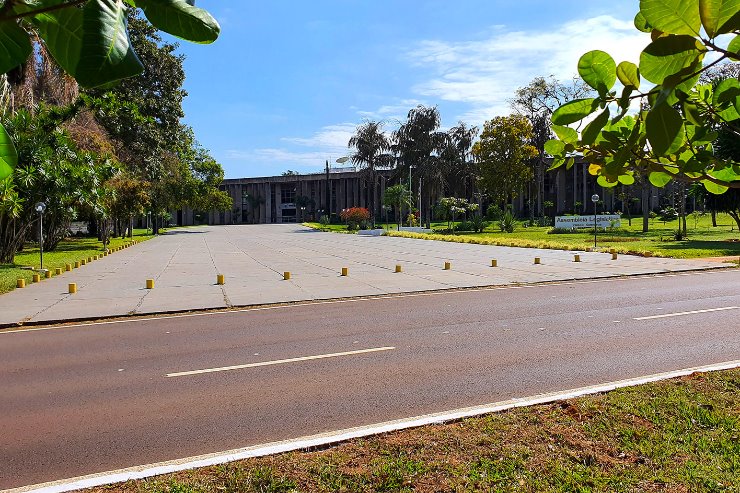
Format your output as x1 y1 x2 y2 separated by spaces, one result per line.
0 224 724 326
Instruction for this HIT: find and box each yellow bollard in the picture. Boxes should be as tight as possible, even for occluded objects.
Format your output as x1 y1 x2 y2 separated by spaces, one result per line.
395 264 402 273
55 268 63 275
66 263 72 272
80 259 86 266
17 279 25 288
87 257 92 263
283 271 291 280
444 261 451 270
32 273 41 283
45 270 52 279
491 259 498 267
574 254 581 263
534 257 541 265
74 261 81 268
612 252 618 260
217 274 225 285
146 279 155 289
341 267 349 277
68 283 77 294
609 248 616 255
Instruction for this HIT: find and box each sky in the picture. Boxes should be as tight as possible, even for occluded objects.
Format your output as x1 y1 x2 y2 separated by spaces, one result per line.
172 1 649 179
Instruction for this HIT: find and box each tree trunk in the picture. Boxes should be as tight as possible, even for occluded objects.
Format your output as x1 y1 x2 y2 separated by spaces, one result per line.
712 210 717 227
642 179 650 233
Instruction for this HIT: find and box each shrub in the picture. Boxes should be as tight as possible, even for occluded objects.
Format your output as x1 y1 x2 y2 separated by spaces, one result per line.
470 215 489 233
499 211 515 233
659 207 678 222
486 204 503 221
319 215 330 226
340 207 370 230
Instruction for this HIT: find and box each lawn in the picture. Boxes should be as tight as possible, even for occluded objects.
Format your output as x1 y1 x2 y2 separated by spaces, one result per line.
306 213 740 259
91 368 740 492
0 229 155 295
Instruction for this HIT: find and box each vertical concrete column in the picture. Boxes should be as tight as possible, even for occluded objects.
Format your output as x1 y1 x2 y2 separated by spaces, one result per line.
265 182 272 223
275 183 282 223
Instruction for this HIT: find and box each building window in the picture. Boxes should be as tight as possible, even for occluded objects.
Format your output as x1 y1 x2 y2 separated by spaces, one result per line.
281 185 296 204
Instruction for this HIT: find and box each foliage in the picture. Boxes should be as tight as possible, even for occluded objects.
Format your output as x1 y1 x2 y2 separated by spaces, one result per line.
0 0 220 180
319 214 330 227
486 203 503 221
383 183 413 230
547 0 740 195
339 207 370 230
0 106 117 262
437 196 479 232
349 121 392 226
473 114 538 205
499 210 516 233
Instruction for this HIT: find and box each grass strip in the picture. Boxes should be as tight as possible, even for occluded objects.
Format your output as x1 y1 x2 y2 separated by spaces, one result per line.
94 369 739 492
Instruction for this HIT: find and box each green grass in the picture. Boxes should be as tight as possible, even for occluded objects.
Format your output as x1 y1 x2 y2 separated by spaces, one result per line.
307 214 740 259
0 229 155 295
91 369 740 492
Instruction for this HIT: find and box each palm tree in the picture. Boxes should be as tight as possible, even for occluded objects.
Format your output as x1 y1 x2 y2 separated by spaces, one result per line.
392 106 447 227
440 122 479 200
383 184 413 230
348 121 392 228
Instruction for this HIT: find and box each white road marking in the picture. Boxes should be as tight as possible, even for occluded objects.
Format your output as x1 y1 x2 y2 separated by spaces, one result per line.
166 346 395 378
13 359 740 493
634 306 739 321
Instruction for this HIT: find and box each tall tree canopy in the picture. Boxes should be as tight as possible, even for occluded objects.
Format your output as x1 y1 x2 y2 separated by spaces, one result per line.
348 121 392 227
473 115 538 206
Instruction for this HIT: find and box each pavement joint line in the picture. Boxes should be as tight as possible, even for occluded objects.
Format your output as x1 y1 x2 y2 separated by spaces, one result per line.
634 306 739 320
8 359 740 493
0 268 735 334
165 347 396 377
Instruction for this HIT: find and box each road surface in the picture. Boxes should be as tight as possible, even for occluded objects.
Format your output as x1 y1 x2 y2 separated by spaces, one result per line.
1 269 739 489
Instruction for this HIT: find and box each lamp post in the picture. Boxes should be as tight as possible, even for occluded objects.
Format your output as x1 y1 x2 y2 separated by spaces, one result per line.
34 202 46 271
300 206 306 222
591 193 600 249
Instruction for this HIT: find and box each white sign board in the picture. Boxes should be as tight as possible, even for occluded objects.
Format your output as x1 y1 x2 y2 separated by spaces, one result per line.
555 215 621 230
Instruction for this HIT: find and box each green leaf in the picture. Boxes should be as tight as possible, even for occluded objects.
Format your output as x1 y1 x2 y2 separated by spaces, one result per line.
616 61 641 89
548 156 566 171
646 102 685 156
597 175 619 188
683 102 705 126
582 108 610 145
618 174 636 185
640 0 701 35
551 125 578 144
639 35 705 85
0 21 32 74
137 0 220 43
729 35 740 60
703 179 729 194
0 122 18 181
649 171 673 187
578 50 617 93
33 0 144 88
699 0 740 37
551 98 598 125
634 11 653 32
713 76 740 121
544 139 565 156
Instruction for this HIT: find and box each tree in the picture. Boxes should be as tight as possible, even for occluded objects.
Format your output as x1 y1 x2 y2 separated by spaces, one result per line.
105 172 150 237
348 121 392 228
383 184 413 230
547 0 740 196
0 0 221 181
439 122 479 200
392 106 447 228
473 115 538 208
510 76 592 216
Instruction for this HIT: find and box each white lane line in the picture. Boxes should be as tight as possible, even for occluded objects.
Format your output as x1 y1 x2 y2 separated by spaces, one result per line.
11 359 740 493
166 346 395 378
634 306 739 321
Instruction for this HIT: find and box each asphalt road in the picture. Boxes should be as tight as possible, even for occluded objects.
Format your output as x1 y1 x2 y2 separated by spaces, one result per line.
1 269 739 489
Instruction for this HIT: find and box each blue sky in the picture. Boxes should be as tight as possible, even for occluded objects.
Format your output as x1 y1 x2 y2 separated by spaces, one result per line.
173 1 645 178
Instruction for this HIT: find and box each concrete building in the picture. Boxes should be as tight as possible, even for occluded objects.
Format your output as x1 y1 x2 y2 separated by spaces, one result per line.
176 160 685 227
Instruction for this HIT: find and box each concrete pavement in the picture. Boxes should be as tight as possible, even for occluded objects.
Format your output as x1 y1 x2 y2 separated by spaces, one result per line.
0 224 727 326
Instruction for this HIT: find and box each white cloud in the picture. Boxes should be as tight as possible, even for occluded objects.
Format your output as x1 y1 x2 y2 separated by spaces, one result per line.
281 123 357 153
406 15 647 125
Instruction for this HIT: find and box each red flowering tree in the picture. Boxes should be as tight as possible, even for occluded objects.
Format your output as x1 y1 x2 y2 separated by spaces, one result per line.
340 207 371 230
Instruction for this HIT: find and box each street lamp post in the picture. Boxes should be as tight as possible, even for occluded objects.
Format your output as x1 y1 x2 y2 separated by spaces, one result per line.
300 206 306 222
591 193 600 249
34 202 47 271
